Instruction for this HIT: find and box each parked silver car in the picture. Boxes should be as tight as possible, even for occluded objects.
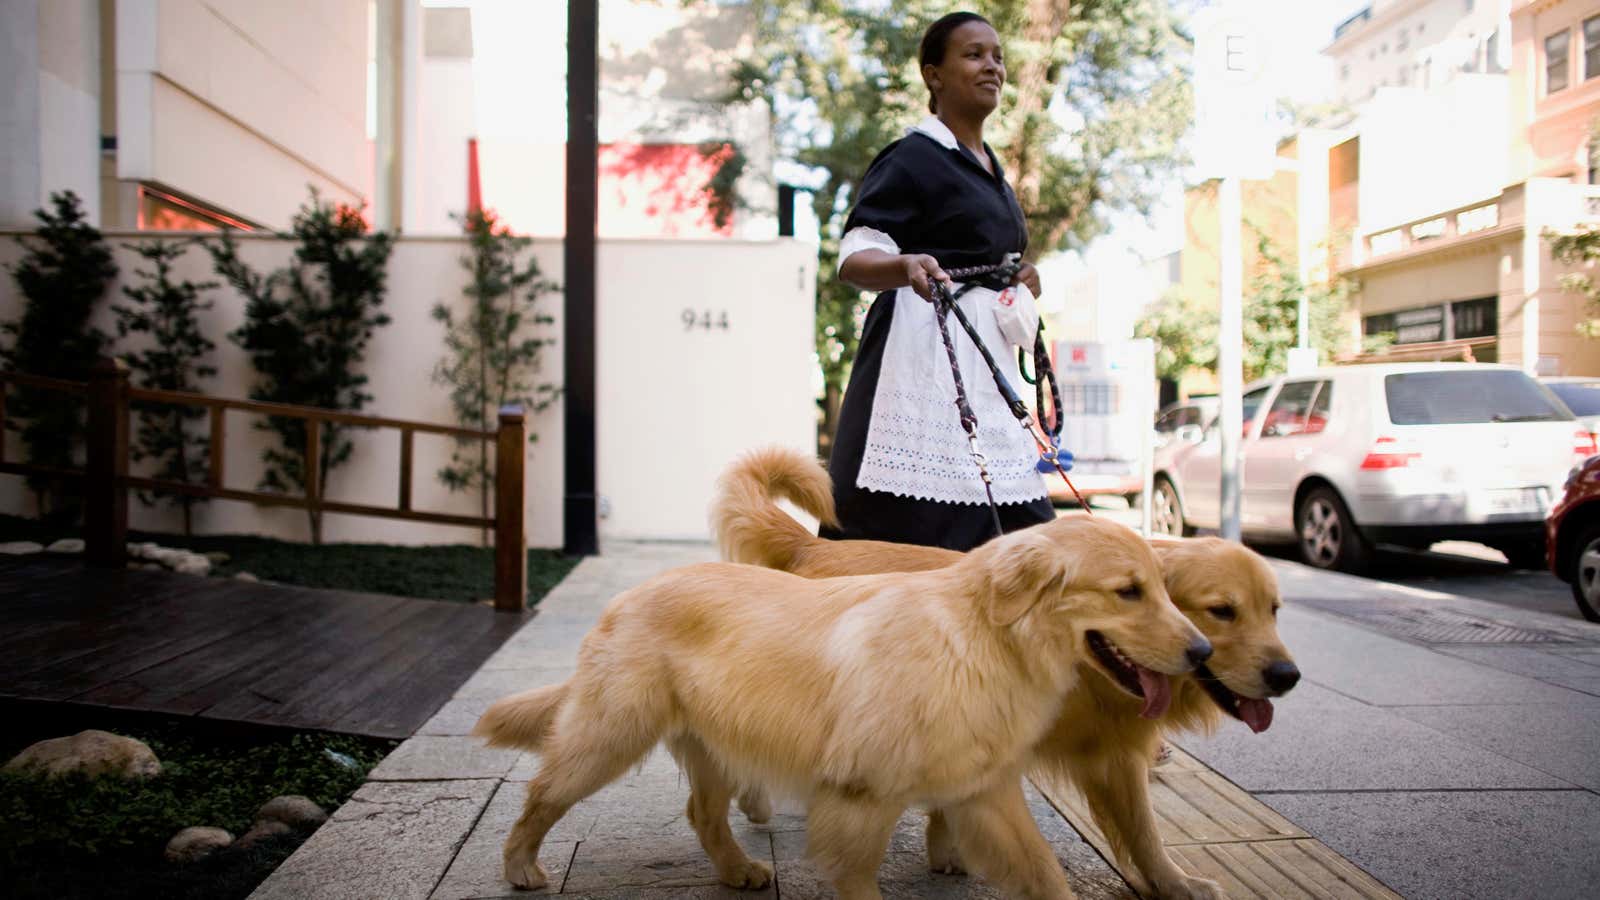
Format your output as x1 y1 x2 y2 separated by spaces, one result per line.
1153 396 1219 451
1151 363 1593 572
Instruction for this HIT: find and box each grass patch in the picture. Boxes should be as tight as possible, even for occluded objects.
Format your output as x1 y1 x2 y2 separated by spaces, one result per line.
0 513 578 607
0 705 397 900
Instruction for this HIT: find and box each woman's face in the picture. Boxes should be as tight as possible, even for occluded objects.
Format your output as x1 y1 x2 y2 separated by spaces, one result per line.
927 21 1005 118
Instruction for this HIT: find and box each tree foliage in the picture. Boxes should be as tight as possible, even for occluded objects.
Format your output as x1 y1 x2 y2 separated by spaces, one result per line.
113 240 218 536
1 191 117 522
432 208 561 536
1136 232 1351 385
1549 226 1600 340
720 0 1192 446
206 192 394 545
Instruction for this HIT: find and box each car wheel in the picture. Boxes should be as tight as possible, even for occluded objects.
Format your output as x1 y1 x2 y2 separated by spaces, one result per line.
1495 539 1546 571
1296 486 1371 574
1569 524 1600 623
1151 477 1193 537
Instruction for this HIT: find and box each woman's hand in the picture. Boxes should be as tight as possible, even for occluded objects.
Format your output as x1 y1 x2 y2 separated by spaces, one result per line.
1012 261 1041 298
903 254 952 301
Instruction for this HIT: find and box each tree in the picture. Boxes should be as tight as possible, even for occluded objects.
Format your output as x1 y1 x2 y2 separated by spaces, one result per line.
720 0 1193 448
1 191 117 523
113 240 218 536
1549 227 1600 339
207 192 394 545
432 208 562 540
1135 287 1216 384
1136 233 1352 386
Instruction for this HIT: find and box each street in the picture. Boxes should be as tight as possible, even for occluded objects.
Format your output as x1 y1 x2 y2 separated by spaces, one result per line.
1069 497 1585 623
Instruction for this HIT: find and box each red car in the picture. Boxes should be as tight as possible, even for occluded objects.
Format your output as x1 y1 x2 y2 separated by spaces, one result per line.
1548 454 1600 621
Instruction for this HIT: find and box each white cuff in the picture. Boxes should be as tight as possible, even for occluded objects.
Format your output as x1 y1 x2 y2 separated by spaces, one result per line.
837 226 900 275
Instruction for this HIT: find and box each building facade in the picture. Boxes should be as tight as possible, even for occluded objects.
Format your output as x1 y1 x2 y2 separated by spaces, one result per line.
1337 0 1600 375
1327 0 1511 109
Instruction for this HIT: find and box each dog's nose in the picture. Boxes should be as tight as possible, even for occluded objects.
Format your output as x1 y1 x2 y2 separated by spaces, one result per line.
1263 660 1301 695
1185 637 1213 668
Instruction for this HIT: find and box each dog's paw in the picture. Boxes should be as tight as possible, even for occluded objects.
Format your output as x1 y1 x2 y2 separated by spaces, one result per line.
737 787 774 824
718 858 774 889
504 856 550 891
1157 874 1226 900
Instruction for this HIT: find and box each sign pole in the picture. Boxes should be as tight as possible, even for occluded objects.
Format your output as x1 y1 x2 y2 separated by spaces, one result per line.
1218 174 1243 542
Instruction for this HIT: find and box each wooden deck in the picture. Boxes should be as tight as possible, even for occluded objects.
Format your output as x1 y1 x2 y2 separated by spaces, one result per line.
0 556 527 738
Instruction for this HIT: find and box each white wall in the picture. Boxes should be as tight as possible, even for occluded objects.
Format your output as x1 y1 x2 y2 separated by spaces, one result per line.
1356 74 1511 231
0 232 818 546
1 0 101 227
595 238 817 540
116 0 369 226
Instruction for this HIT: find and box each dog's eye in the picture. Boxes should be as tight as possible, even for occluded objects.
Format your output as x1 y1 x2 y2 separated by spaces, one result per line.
1208 605 1237 622
1115 585 1142 601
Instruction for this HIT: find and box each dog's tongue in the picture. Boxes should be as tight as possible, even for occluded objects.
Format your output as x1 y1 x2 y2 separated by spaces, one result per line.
1239 698 1274 733
1135 666 1171 719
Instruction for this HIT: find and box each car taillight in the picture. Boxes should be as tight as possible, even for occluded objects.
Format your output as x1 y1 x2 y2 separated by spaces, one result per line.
1575 429 1598 460
1360 436 1421 470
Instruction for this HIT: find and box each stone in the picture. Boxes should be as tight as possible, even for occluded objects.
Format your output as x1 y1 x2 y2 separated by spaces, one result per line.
171 554 211 576
126 541 160 559
44 538 84 554
164 826 234 863
256 795 329 829
234 572 259 582
3 729 162 779
204 551 230 564
0 541 43 555
236 819 293 850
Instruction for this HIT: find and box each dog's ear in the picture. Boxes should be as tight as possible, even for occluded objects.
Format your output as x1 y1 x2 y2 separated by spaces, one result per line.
982 531 1071 627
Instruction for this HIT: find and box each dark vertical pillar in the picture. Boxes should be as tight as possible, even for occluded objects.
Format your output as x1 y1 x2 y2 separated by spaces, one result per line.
777 184 795 237
564 0 599 557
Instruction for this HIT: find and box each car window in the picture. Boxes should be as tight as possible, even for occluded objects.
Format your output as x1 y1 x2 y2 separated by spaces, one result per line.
1549 382 1600 417
1155 410 1181 432
1305 380 1332 434
1385 371 1573 424
1260 381 1319 438
1180 407 1201 428
1242 386 1271 435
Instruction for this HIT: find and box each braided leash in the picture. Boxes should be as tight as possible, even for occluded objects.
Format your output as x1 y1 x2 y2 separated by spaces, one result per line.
926 257 1091 538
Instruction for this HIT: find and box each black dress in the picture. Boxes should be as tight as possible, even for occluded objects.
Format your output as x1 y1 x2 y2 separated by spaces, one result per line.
821 123 1054 552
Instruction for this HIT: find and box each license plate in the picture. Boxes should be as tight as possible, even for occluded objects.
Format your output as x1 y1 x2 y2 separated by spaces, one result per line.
1481 487 1547 516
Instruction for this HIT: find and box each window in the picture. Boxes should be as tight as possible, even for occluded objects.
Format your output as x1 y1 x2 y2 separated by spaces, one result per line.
1549 381 1600 417
1341 62 1350 80
1241 386 1272 436
1385 371 1570 425
1261 381 1321 438
1585 16 1600 81
1487 29 1503 73
1306 382 1333 435
1397 28 1409 52
1548 29 1571 94
1452 297 1497 340
1398 66 1409 86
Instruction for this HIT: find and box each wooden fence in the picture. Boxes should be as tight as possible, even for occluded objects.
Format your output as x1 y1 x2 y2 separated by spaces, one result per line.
0 358 528 611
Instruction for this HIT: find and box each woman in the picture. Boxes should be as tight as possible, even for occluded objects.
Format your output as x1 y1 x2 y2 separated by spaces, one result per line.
822 11 1051 552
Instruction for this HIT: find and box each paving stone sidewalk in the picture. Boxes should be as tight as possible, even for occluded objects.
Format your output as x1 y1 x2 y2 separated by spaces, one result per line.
251 542 1134 900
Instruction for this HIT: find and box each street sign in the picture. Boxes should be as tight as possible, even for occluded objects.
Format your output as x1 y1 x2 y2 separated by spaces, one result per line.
1191 7 1277 181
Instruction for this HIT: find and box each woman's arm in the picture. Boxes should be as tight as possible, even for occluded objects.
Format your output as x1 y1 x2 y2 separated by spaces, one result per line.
840 250 951 300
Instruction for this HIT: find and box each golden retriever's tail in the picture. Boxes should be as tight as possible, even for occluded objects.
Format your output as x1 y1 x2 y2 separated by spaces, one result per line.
473 683 568 750
710 446 839 571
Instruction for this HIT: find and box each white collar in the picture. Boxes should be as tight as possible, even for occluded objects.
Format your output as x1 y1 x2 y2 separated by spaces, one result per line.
908 115 960 150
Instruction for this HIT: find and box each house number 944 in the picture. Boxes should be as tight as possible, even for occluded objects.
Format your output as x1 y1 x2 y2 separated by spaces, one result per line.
682 309 730 331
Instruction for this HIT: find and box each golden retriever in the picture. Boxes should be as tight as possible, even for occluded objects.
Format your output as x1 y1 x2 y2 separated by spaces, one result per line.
711 447 1300 900
476 513 1211 900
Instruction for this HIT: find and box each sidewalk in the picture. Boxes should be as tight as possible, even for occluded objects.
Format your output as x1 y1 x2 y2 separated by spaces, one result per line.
1176 560 1600 900
250 540 1600 900
251 542 1132 900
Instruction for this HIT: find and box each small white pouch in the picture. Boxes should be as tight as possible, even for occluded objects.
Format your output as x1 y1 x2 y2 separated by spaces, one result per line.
992 281 1039 350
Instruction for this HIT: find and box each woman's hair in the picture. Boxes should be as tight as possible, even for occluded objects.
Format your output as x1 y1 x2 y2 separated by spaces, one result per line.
919 11 992 114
